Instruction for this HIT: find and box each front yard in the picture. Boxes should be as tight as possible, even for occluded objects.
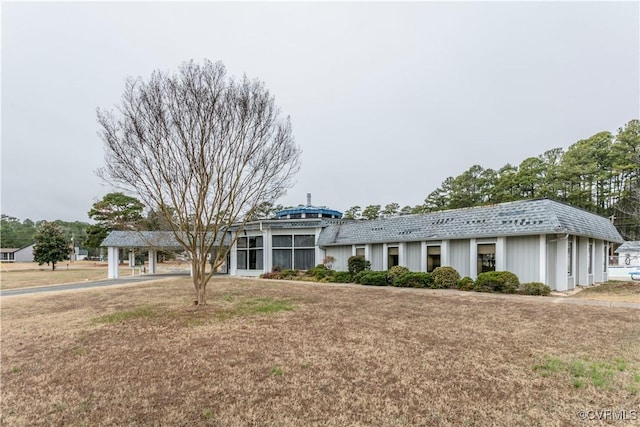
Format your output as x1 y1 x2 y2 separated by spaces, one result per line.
1 277 639 426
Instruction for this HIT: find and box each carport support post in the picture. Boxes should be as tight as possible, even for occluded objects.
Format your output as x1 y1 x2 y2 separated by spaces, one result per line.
148 249 157 274
107 246 119 279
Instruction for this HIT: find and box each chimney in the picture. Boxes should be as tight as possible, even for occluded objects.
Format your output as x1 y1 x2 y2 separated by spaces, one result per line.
306 193 311 207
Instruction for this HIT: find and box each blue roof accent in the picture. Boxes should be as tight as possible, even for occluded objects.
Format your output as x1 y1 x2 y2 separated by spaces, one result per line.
275 206 343 218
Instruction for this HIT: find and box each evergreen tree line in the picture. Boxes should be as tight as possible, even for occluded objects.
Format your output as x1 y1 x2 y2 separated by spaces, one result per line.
0 215 90 249
1 193 171 251
343 119 640 240
2 120 639 248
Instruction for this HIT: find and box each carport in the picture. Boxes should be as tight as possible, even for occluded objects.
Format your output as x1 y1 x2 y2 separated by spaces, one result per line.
101 231 184 279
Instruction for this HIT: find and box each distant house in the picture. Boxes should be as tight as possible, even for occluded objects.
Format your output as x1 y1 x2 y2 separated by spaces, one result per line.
0 244 35 262
72 247 89 261
101 198 623 291
614 241 640 267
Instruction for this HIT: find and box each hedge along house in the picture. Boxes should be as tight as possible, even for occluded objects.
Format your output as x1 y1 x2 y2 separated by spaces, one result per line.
101 198 622 291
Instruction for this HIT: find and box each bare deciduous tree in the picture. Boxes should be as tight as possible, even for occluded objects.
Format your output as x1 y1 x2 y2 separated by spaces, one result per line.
97 59 301 305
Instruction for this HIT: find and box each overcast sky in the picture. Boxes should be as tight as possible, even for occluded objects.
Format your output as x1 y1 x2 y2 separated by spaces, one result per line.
2 1 639 222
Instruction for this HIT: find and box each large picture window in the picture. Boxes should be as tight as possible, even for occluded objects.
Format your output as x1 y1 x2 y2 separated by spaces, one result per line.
237 236 263 270
477 244 496 273
272 234 316 270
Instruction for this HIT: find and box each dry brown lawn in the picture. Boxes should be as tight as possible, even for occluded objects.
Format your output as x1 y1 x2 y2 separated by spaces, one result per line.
2 277 639 426
1 266 110 290
0 261 190 290
572 281 640 304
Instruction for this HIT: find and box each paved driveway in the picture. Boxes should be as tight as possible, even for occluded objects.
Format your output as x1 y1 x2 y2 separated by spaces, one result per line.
0 273 188 297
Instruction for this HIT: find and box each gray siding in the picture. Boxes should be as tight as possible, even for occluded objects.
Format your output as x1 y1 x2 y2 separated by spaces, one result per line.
325 246 353 272
14 245 34 262
371 244 384 271
405 242 422 271
506 236 540 283
449 239 470 277
546 235 557 289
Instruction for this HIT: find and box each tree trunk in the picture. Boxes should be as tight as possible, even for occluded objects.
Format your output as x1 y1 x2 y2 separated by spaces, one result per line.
196 284 207 305
52 262 56 271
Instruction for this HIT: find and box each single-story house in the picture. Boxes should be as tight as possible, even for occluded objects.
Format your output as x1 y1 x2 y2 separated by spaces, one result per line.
0 244 35 262
101 198 623 291
72 247 89 261
614 241 640 267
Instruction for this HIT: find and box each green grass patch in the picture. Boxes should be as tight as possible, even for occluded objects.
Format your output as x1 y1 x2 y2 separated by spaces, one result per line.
629 372 640 394
78 393 96 414
270 366 284 377
533 356 564 377
535 356 638 391
93 307 155 324
51 402 67 413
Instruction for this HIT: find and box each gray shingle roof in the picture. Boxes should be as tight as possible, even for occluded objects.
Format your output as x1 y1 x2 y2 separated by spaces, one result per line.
317 199 624 246
615 241 640 253
101 231 183 248
101 231 229 248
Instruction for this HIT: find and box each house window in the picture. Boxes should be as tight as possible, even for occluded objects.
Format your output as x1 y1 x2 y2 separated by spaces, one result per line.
588 241 593 275
388 246 399 268
236 236 263 270
603 245 608 272
272 234 316 270
477 244 496 273
355 247 365 257
427 246 441 272
567 239 573 277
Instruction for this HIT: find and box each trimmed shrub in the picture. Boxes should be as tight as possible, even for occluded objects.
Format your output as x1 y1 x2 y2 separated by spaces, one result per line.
432 266 461 289
307 264 333 280
352 271 368 284
348 255 371 275
394 272 433 288
359 271 388 286
281 269 300 280
519 282 551 296
329 271 353 283
260 272 282 280
387 266 410 286
457 276 474 291
474 271 520 294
